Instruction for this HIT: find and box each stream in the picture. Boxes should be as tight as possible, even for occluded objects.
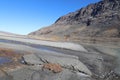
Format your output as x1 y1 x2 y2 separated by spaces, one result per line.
0 57 12 65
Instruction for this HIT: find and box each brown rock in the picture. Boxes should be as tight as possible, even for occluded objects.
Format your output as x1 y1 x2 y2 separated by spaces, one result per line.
42 63 62 73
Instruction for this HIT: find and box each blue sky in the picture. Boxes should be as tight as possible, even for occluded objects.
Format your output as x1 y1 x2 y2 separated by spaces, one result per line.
0 0 100 35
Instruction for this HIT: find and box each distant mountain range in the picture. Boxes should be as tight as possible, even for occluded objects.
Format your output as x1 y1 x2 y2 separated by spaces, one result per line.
29 0 120 42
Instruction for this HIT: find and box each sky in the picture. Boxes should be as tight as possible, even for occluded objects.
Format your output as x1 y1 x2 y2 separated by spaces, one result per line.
0 0 100 35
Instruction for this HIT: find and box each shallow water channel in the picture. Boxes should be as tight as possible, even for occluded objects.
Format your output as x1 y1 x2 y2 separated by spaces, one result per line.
0 57 11 65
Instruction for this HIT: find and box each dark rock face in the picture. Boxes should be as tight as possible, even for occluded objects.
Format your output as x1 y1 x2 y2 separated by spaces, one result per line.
55 0 120 25
29 0 120 39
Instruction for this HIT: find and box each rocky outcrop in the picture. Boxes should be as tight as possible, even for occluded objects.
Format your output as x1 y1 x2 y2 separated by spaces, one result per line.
9 66 92 80
55 0 120 25
29 0 120 41
22 52 92 75
0 70 13 80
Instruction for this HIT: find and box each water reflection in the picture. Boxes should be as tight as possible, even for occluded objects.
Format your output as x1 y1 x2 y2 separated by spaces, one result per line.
0 57 11 65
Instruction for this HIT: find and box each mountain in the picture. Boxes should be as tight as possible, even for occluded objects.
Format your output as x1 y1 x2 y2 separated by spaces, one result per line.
29 0 120 42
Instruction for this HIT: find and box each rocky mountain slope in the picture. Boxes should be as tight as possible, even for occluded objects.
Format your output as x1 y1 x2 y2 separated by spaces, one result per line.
29 0 120 42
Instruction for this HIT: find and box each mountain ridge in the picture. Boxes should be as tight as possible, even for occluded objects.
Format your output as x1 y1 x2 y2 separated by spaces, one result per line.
29 0 120 42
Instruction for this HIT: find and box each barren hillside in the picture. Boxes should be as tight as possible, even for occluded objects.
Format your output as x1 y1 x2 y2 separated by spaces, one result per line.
29 0 120 42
